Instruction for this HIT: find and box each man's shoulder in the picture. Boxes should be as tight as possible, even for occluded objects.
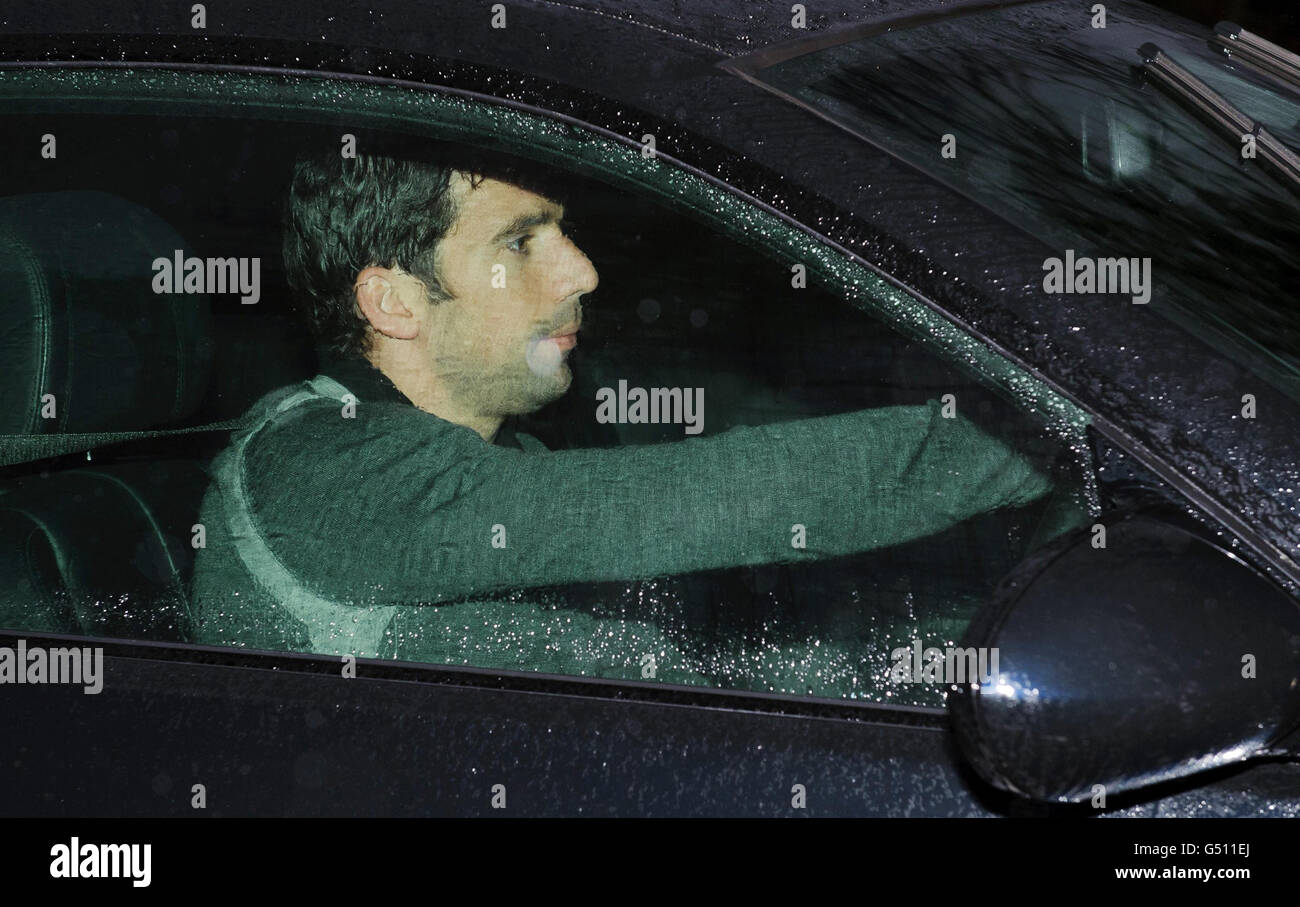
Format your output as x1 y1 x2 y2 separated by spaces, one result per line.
238 374 435 436
231 377 348 450
232 374 484 476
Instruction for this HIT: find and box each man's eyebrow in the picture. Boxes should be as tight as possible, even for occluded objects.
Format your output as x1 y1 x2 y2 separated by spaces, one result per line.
489 206 564 244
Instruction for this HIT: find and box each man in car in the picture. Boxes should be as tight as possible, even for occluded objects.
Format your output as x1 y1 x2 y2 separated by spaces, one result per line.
191 148 1059 679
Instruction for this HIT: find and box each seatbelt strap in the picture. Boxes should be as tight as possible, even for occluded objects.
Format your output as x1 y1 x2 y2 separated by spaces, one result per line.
0 417 252 468
1 377 552 467
217 374 396 657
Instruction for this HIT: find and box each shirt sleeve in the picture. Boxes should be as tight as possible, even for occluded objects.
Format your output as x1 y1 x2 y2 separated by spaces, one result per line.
245 398 1053 606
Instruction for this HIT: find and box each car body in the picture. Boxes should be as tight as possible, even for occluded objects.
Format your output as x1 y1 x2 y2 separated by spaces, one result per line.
0 0 1297 816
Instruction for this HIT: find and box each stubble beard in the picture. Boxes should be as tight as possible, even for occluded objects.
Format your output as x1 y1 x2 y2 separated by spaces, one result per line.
444 343 572 420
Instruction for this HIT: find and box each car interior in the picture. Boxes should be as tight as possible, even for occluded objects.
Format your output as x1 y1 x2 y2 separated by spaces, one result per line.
0 109 1069 700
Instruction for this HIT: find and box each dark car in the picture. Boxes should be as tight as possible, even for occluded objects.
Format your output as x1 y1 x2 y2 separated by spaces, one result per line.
0 0 1298 817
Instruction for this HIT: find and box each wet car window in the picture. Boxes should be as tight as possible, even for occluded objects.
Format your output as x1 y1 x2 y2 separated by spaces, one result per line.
738 1 1300 398
0 71 1097 707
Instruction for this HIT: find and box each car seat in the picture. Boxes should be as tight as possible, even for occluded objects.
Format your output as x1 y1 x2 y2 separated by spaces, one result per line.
0 191 216 642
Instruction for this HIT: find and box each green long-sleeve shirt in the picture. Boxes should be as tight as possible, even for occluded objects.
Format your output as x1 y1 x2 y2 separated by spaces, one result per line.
192 356 1053 683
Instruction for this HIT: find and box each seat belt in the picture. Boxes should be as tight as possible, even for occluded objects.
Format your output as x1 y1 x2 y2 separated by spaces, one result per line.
0 379 553 467
215 374 397 657
0 417 253 469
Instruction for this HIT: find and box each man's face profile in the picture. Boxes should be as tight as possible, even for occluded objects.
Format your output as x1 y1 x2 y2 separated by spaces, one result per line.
355 170 599 436
424 173 597 416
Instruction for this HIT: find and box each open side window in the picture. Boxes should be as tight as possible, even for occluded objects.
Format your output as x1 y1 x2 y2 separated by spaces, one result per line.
0 67 1103 707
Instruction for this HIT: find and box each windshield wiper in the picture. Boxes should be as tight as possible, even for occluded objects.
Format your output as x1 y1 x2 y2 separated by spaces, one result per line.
1210 21 1300 95
1138 42 1300 193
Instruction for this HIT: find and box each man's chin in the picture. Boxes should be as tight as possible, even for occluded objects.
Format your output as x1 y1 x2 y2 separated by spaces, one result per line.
532 365 573 409
509 362 572 415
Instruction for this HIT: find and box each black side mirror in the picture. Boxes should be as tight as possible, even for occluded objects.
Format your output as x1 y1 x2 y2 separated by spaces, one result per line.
950 507 1300 804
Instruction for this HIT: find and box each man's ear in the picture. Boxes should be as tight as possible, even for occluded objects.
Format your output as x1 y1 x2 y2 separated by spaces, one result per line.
354 266 424 341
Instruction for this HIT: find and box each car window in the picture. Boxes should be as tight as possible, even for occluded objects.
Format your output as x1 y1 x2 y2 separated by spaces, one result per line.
525 188 1097 704
0 67 1098 707
728 0 1300 399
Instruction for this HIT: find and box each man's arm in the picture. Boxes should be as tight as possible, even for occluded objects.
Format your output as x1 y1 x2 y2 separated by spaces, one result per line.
247 399 1052 605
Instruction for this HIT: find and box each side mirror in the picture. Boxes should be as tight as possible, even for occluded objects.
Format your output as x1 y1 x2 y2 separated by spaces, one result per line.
949 507 1300 803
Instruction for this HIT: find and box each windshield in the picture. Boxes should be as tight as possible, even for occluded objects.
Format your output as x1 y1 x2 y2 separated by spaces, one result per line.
737 0 1300 396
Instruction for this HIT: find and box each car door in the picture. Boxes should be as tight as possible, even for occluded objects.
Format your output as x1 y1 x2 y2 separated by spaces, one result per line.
0 61 1296 817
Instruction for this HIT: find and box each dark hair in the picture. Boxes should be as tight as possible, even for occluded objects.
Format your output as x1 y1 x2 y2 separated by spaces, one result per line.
283 144 566 359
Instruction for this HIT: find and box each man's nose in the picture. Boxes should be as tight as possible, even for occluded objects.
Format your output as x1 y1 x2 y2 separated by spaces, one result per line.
554 234 599 301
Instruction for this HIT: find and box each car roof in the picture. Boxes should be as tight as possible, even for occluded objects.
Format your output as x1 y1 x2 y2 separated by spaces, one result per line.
502 0 976 56
0 0 984 56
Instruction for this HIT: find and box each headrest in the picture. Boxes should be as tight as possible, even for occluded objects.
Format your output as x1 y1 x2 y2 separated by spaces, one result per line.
0 191 212 435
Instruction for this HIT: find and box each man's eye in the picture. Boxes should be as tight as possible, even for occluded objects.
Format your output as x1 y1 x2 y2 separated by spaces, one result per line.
506 234 532 254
